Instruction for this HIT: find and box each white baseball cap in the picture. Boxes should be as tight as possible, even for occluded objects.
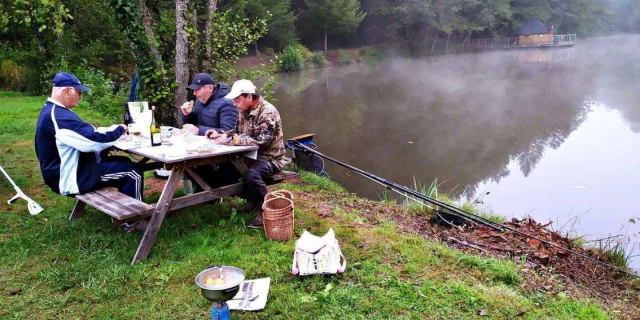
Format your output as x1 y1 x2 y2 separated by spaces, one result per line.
225 79 257 99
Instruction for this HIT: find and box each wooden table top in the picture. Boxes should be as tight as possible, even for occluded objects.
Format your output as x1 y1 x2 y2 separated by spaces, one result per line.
114 134 257 164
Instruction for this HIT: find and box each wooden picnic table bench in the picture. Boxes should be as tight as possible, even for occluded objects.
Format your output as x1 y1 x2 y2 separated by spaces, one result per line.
68 135 297 264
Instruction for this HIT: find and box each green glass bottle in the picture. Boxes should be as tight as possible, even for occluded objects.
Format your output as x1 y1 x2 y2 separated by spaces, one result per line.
150 105 161 146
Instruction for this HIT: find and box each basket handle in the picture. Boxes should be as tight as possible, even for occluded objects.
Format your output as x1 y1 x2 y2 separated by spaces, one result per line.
262 196 293 209
269 190 294 200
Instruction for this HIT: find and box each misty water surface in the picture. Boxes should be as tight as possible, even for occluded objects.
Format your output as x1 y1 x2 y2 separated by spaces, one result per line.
273 35 640 268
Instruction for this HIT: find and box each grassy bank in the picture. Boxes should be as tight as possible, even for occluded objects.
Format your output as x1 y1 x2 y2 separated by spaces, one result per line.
238 46 385 74
0 91 617 319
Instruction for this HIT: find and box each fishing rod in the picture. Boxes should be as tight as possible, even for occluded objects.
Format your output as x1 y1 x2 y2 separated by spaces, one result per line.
290 140 505 232
355 168 461 229
290 140 640 279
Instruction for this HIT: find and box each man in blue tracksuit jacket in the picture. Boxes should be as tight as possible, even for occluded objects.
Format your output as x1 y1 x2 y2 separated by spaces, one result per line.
35 72 143 200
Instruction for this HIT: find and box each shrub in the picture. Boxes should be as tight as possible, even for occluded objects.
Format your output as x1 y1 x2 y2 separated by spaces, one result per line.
41 57 72 94
337 49 352 65
19 67 43 95
0 48 45 94
310 51 325 67
292 44 313 61
360 46 385 65
279 46 304 72
263 47 275 56
74 66 127 122
0 60 25 91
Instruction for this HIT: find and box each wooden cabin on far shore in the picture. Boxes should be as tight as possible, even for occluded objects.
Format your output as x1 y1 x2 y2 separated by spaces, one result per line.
467 19 575 49
516 19 555 46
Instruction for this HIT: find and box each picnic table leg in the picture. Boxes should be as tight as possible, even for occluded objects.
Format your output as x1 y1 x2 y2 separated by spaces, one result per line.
69 200 86 220
185 167 212 191
230 156 249 175
131 162 185 264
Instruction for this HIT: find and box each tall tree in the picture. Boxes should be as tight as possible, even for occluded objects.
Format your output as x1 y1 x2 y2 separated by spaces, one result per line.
137 0 163 70
201 0 217 72
611 0 640 32
549 0 609 35
243 0 297 53
458 0 512 43
0 0 72 55
175 0 189 111
430 0 481 51
188 7 198 76
377 0 435 53
302 0 366 52
509 0 554 27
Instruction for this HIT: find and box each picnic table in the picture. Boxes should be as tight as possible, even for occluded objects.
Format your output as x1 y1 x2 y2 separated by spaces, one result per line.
69 132 276 264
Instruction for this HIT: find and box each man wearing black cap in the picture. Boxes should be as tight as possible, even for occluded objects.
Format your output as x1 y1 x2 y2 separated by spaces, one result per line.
180 73 240 191
180 73 238 135
35 72 144 202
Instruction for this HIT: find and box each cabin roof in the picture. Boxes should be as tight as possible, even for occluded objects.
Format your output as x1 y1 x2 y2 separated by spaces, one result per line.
516 19 552 36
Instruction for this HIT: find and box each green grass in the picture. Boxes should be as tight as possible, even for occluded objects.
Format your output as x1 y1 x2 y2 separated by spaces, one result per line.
0 91 611 319
594 236 635 269
402 177 508 225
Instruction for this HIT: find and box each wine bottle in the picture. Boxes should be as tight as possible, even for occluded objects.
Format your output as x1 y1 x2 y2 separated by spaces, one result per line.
123 102 133 125
150 105 161 146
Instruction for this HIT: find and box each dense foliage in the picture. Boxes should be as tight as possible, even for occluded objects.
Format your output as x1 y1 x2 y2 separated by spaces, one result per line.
279 45 305 72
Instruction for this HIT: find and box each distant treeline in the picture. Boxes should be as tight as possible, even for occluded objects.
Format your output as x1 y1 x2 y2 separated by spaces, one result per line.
0 0 637 99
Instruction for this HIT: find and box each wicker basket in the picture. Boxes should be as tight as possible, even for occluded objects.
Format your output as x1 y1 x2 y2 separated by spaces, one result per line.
263 190 293 219
263 191 294 241
263 190 293 217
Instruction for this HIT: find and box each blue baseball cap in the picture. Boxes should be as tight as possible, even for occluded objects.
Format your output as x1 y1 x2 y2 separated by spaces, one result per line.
187 73 215 90
52 72 91 92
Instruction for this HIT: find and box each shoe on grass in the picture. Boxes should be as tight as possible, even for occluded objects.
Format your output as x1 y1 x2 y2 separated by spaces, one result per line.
122 219 150 233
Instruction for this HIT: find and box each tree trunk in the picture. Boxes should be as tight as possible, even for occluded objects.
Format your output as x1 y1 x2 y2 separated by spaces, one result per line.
324 28 328 53
430 31 439 53
445 33 451 53
188 8 198 76
201 0 217 73
34 29 47 55
138 0 163 70
461 31 472 47
175 0 189 115
254 41 260 56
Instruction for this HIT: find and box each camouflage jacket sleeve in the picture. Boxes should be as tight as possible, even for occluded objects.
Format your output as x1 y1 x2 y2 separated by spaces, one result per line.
229 111 277 147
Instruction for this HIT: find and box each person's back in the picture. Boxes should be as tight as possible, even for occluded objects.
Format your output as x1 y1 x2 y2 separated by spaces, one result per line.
35 72 142 201
36 100 103 193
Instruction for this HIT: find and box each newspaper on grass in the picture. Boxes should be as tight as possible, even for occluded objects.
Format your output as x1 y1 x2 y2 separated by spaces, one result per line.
227 277 270 311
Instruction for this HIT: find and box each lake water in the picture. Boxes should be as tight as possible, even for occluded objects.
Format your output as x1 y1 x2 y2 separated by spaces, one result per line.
273 35 640 268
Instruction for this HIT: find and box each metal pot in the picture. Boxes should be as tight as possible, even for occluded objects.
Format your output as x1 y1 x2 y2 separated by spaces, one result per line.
195 266 245 302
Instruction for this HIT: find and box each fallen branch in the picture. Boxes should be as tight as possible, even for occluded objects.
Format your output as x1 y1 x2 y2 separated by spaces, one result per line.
443 235 488 253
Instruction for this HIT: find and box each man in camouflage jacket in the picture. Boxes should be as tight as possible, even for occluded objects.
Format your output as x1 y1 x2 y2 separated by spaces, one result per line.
206 80 291 228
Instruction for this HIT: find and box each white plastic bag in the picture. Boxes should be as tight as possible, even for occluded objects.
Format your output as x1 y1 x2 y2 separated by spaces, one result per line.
292 228 346 276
